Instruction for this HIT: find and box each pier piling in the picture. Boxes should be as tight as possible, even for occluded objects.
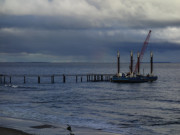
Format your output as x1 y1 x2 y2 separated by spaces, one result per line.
151 52 153 75
51 75 54 84
117 51 120 74
76 76 78 83
38 76 40 84
130 51 133 75
63 75 66 83
101 75 103 81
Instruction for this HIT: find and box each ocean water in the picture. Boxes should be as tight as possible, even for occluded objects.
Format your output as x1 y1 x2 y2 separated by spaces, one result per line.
0 62 180 135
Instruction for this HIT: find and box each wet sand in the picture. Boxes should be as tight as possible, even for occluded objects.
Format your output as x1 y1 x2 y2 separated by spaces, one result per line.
0 127 32 135
0 117 122 135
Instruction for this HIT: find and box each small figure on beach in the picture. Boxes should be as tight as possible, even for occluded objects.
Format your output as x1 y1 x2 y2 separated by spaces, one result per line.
67 124 72 132
67 124 75 135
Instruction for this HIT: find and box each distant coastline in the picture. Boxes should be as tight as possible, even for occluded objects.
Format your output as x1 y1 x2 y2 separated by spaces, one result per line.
0 61 177 64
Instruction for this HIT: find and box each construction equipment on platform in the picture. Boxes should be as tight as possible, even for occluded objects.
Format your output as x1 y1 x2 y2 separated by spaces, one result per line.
134 30 152 73
111 30 158 83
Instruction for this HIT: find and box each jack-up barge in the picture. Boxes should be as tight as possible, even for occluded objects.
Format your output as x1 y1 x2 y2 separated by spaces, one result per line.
111 30 158 83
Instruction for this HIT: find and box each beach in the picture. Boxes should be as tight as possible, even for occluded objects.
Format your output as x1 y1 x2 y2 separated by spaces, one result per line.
0 116 122 135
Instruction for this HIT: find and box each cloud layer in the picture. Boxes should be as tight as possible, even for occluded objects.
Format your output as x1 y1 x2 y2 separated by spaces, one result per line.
0 0 180 62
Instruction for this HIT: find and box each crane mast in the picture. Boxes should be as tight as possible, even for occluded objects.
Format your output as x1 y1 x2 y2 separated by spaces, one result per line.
134 30 152 73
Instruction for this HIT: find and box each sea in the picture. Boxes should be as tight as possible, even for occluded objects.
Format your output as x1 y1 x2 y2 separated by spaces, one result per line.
0 62 180 135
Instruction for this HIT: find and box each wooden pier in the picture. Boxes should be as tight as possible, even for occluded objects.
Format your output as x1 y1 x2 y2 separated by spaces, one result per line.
0 74 114 84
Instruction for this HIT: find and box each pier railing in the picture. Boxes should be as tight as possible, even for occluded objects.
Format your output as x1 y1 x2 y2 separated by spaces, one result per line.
0 74 114 84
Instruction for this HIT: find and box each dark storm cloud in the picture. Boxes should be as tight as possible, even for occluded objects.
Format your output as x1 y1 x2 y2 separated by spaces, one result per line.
0 15 94 30
1 27 179 57
0 29 105 56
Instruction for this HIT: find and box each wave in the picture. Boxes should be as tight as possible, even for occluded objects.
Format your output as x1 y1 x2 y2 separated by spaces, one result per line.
4 84 37 90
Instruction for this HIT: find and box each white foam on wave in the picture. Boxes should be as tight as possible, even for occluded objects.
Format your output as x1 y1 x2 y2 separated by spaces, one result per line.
11 85 18 88
4 84 19 88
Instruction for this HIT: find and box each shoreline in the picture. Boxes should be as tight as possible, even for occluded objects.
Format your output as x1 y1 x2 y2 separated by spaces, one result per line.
0 116 122 135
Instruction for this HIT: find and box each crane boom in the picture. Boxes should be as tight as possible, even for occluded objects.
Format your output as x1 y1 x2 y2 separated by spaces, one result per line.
134 30 152 73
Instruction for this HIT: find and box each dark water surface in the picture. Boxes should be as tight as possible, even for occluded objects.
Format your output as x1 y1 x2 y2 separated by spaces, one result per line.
0 63 180 135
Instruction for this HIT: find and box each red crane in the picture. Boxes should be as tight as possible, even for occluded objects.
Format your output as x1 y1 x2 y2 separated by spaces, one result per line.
134 30 152 73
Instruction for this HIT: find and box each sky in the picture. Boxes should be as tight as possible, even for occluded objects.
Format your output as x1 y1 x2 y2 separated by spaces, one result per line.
0 0 180 62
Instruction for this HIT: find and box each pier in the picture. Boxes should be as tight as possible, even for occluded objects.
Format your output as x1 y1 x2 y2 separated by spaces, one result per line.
0 74 114 84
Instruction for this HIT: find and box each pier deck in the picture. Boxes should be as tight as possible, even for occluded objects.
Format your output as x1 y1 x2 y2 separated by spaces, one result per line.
0 74 114 84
